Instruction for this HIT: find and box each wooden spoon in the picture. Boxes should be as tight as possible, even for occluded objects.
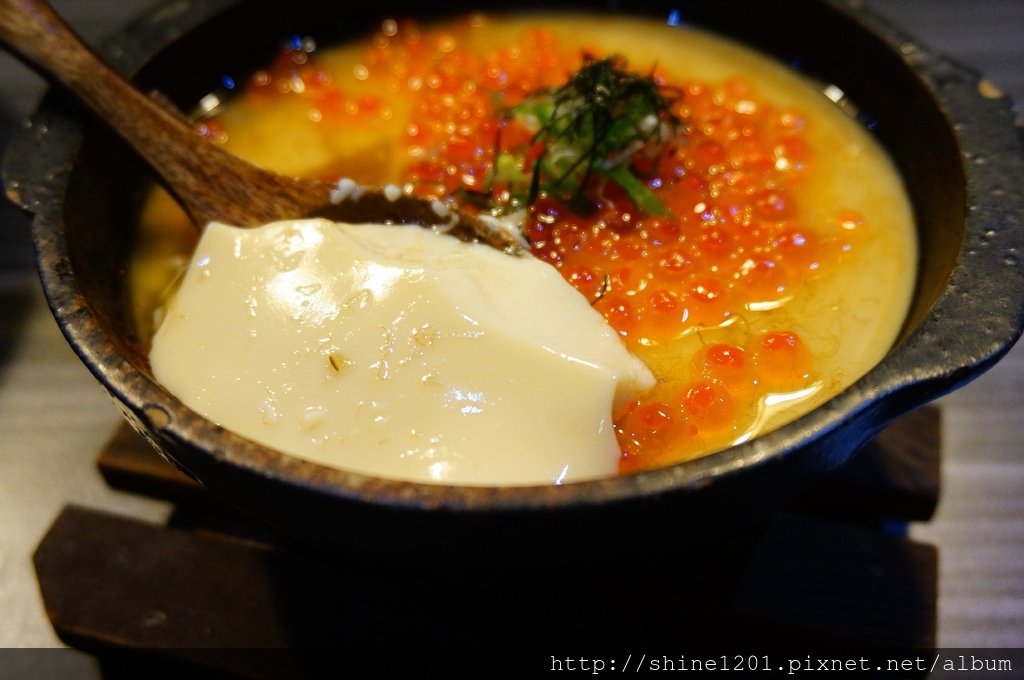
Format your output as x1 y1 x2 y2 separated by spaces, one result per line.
0 0 524 253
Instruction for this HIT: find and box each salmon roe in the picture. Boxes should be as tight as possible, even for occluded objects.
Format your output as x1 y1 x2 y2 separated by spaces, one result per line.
212 17 870 471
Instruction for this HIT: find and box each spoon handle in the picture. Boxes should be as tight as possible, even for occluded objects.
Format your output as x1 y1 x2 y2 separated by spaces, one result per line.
0 0 324 227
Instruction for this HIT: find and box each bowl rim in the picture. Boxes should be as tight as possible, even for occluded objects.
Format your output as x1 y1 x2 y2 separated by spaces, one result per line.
5 0 1024 513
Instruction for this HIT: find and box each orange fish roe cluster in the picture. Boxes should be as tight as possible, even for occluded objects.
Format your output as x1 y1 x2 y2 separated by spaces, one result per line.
526 82 861 345
211 18 869 472
512 73 861 469
616 331 817 472
227 18 586 192
361 18 584 199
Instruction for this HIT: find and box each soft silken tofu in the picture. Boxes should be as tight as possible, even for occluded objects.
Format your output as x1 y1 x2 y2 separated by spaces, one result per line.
150 219 654 485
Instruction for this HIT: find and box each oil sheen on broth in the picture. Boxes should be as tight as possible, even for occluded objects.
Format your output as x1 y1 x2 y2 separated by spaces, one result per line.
133 13 917 481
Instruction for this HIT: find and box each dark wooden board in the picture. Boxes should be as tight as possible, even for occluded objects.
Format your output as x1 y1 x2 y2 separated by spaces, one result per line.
34 504 935 678
734 513 937 648
97 423 203 501
792 406 941 522
47 400 943 673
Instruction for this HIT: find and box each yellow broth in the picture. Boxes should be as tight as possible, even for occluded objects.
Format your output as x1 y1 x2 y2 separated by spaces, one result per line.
130 13 917 473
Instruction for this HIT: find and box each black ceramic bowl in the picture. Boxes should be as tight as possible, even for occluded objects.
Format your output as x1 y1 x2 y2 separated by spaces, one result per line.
4 0 1024 552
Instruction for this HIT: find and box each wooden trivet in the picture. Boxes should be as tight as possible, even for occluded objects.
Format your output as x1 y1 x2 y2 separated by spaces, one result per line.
33 407 942 677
